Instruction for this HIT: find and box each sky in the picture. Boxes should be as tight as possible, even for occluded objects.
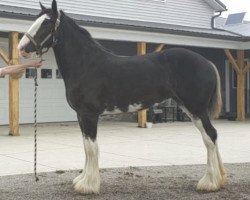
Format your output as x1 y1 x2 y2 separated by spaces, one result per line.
220 0 250 20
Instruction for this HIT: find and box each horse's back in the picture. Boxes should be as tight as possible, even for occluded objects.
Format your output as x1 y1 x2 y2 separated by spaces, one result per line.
160 48 213 72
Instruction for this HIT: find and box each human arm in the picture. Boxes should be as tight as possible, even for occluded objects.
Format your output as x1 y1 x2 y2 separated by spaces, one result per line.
0 60 42 76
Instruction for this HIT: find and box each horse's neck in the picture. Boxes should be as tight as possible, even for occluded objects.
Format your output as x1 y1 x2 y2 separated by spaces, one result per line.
53 15 100 77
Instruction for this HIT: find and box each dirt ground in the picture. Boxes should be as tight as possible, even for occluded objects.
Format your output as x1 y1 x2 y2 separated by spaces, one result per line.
0 163 249 200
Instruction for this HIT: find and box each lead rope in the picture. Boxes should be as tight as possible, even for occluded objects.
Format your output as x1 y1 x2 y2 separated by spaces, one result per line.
34 66 39 182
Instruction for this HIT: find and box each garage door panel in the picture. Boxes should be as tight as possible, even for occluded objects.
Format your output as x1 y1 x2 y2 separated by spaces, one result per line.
1 43 77 124
19 49 77 123
0 77 8 125
0 107 8 124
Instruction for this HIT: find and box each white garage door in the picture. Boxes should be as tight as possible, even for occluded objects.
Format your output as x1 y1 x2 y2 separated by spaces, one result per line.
0 38 10 125
0 38 77 125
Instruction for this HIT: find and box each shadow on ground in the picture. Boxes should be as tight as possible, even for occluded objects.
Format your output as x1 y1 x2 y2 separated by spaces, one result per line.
0 163 249 200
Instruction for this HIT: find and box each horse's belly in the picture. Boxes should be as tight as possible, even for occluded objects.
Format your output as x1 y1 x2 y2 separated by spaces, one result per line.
101 104 143 115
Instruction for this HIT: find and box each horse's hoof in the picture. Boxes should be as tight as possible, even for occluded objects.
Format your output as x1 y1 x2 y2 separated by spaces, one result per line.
74 182 100 194
196 176 221 192
73 173 85 185
219 174 227 188
74 176 100 194
196 184 219 192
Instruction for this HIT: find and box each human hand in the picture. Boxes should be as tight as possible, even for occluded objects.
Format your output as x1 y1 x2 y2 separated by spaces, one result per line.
27 60 43 68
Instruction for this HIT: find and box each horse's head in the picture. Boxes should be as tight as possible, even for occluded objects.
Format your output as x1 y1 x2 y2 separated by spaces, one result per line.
18 0 60 58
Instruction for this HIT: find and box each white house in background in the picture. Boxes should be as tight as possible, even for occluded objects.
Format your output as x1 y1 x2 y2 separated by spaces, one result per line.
216 12 250 37
0 0 248 124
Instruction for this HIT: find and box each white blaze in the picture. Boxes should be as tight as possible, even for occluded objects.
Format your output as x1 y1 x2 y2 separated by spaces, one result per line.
18 14 50 50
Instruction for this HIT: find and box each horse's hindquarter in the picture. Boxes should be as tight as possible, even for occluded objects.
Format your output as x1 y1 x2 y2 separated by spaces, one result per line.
163 48 218 110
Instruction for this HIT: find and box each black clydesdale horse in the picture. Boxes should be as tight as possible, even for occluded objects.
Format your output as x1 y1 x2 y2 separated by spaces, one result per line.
18 0 226 194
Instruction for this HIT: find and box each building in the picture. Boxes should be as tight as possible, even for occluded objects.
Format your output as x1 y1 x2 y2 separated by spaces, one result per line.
0 0 249 135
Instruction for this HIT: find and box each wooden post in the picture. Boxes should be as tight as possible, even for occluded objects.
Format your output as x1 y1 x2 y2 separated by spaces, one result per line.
236 50 245 121
224 49 247 121
9 32 20 136
0 48 10 64
155 44 165 52
137 42 147 128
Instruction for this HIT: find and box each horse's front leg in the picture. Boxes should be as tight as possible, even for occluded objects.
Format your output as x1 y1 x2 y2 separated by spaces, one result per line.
73 113 100 194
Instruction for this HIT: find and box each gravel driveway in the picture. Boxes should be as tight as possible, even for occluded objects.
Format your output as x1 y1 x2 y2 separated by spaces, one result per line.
0 163 249 200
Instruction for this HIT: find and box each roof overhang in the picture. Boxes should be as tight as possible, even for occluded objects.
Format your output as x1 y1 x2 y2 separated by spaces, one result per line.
204 0 227 12
0 16 248 50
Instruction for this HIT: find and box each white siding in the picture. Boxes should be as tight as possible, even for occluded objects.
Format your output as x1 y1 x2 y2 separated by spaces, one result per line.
0 0 214 28
0 38 9 125
0 38 76 125
18 50 77 124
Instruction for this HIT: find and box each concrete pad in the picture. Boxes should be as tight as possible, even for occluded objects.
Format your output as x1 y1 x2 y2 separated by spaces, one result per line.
0 120 249 176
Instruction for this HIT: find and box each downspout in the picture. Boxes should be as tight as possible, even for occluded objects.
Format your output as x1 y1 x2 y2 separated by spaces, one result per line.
211 11 223 29
211 11 244 37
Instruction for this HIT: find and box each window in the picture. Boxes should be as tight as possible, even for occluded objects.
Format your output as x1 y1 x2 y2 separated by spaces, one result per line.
56 69 62 79
25 69 37 78
41 69 52 79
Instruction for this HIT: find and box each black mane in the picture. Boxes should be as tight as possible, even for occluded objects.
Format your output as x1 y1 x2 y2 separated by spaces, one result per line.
61 11 113 54
61 11 92 38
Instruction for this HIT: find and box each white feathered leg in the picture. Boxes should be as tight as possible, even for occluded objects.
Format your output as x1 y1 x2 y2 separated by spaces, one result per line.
193 119 225 192
216 143 226 187
73 137 100 194
180 106 225 192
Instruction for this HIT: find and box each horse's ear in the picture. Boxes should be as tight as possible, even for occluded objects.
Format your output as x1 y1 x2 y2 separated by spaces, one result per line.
51 0 57 15
39 1 46 10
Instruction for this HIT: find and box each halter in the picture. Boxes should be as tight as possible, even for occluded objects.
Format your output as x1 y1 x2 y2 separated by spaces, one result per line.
28 11 61 182
25 11 61 57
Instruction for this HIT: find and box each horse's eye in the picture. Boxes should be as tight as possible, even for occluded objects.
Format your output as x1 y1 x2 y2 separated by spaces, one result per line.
43 19 51 25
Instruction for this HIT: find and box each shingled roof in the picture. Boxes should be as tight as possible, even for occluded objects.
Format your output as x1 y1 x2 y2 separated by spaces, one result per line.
1 0 249 44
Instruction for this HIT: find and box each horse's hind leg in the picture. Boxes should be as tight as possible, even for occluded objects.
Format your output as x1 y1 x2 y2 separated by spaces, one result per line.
194 113 226 191
181 107 226 191
73 113 100 194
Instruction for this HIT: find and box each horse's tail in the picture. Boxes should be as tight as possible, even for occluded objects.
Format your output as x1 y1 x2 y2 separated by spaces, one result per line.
208 61 222 119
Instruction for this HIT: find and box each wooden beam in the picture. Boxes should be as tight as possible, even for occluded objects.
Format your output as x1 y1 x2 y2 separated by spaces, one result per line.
9 32 20 136
155 44 165 52
236 50 245 121
224 49 247 121
137 42 147 128
137 42 146 55
0 48 9 64
224 49 240 74
243 61 250 74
